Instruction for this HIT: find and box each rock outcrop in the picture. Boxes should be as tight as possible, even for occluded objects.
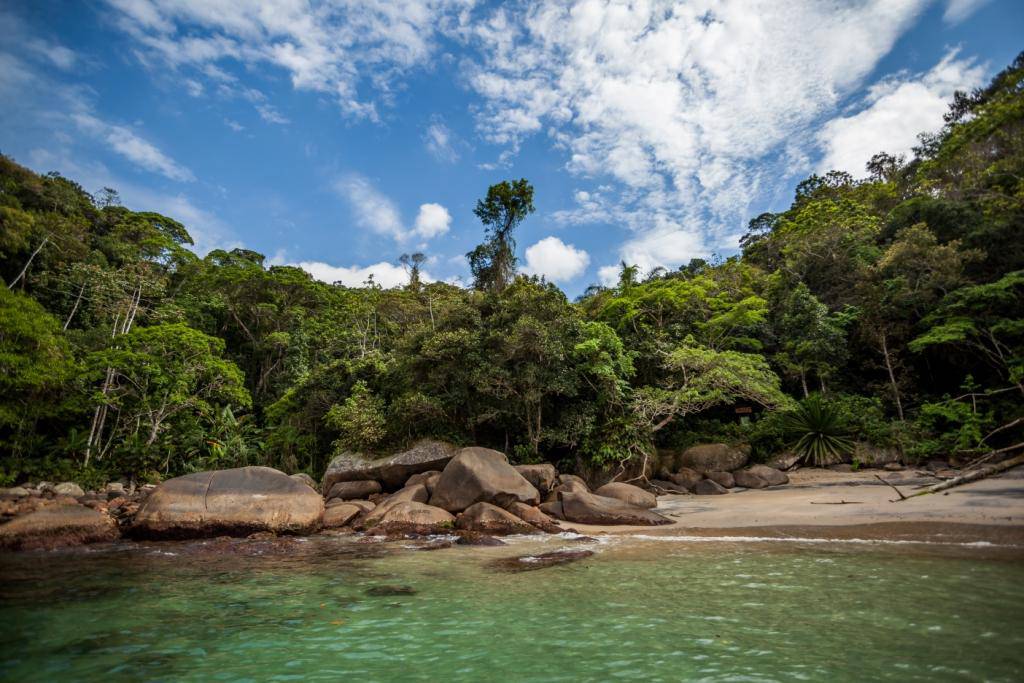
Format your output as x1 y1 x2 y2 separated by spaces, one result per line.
559 490 672 526
0 504 118 550
429 447 539 512
594 482 657 509
131 466 324 539
322 439 457 491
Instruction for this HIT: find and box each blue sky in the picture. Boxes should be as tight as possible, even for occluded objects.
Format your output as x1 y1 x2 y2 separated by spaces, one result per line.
1 0 1021 296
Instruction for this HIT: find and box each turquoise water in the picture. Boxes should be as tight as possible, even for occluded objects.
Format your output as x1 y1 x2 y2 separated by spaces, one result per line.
2 533 1023 682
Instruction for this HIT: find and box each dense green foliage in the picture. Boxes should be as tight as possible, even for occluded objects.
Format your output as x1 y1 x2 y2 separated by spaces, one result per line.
1 54 1022 485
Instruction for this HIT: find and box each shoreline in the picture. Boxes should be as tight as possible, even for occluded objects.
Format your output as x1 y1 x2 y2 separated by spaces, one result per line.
561 468 1024 549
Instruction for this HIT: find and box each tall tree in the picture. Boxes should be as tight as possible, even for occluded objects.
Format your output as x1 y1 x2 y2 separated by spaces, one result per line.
466 179 534 292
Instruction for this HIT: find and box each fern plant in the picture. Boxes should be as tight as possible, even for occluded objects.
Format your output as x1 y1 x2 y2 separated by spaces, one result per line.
781 395 854 466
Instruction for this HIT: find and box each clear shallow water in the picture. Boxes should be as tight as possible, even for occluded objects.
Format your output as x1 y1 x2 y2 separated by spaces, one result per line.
1 533 1023 682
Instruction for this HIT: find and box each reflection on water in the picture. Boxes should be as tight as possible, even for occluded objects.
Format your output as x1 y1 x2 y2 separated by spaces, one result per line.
2 533 1023 682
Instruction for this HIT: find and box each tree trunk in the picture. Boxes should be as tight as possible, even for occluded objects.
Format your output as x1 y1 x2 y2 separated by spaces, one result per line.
7 236 49 289
800 370 809 398
895 449 1024 501
880 331 905 421
63 280 86 330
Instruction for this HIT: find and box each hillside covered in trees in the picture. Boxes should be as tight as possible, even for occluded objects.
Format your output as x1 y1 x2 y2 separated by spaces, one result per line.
1 54 1021 488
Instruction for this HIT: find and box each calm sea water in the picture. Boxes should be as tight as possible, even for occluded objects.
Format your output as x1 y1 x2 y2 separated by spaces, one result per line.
1 533 1022 682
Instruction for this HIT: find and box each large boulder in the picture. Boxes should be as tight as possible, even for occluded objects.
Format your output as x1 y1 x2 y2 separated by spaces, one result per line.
594 482 657 509
365 502 455 535
429 448 540 513
746 464 789 486
514 464 558 493
322 439 457 492
559 490 672 526
325 479 382 501
679 443 749 473
733 469 768 489
456 502 537 535
668 467 703 491
131 466 324 539
0 504 118 550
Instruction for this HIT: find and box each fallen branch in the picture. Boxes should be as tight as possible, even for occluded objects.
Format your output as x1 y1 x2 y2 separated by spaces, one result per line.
875 474 909 501
810 500 863 505
893 448 1024 502
962 437 1024 471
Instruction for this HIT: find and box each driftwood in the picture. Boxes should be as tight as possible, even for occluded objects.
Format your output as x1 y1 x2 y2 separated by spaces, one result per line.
875 474 910 501
810 500 863 505
892 448 1024 503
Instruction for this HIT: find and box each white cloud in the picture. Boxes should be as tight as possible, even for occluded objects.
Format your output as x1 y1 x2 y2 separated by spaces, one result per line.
818 50 986 175
466 0 931 271
334 174 406 240
293 260 433 288
413 203 451 239
335 174 450 243
24 38 77 70
943 0 992 25
597 264 621 288
256 103 289 125
106 0 474 120
224 118 244 132
522 236 590 282
71 112 196 182
424 119 459 162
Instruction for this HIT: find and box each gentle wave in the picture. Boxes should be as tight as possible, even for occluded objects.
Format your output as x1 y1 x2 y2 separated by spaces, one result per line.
622 535 1016 548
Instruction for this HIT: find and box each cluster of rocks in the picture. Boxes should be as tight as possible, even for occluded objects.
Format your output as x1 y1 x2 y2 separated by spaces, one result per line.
652 443 790 495
0 480 151 551
1 440 802 552
320 441 673 539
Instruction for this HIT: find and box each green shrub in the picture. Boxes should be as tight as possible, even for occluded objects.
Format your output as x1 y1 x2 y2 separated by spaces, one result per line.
780 394 855 466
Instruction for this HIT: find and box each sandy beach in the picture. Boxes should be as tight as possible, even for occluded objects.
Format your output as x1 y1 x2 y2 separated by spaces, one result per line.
567 467 1024 545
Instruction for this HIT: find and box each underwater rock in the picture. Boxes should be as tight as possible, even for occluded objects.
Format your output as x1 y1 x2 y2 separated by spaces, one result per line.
487 549 594 572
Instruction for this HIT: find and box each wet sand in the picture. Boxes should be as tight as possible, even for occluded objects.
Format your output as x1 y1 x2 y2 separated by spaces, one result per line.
568 467 1024 546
